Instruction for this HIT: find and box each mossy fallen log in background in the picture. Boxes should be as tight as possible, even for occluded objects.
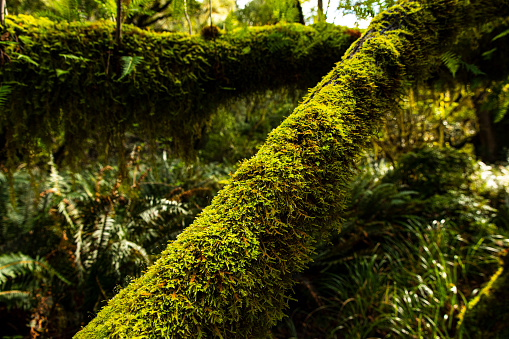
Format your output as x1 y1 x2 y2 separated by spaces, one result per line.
458 249 509 338
72 0 509 337
0 16 358 167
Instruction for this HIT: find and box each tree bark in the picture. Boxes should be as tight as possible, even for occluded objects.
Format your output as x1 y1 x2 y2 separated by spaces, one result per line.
184 0 192 35
209 0 212 28
473 89 499 162
317 0 325 21
0 0 5 26
116 0 122 46
296 0 305 25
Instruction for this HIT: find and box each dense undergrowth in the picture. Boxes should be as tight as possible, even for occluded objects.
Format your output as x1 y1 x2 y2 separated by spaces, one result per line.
1 143 508 337
0 152 231 337
272 148 509 338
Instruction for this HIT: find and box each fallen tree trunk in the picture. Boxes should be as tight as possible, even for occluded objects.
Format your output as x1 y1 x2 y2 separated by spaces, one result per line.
71 0 508 337
0 18 357 166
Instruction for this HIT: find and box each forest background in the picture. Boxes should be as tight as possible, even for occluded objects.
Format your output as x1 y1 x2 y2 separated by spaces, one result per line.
0 0 509 338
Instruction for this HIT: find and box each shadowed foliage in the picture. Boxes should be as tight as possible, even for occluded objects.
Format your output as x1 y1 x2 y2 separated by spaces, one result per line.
0 17 358 168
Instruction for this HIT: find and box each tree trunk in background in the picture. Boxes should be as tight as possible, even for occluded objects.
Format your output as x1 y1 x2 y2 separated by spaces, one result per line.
0 0 5 26
317 0 325 21
296 0 305 25
209 0 213 27
116 0 122 46
473 90 499 162
184 0 192 35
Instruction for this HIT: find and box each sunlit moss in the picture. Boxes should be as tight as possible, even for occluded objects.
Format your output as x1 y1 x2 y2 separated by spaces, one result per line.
458 250 509 338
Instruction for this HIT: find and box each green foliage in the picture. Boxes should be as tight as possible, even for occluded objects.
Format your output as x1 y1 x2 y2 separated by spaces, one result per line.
274 153 509 338
118 55 143 79
442 51 461 77
335 0 396 20
458 250 509 338
441 51 486 78
0 252 70 310
0 15 358 167
384 147 474 198
0 83 10 108
38 0 85 22
200 88 303 164
234 0 302 26
0 150 230 334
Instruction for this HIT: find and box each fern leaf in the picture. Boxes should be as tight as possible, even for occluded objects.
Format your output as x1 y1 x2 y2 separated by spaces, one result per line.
441 51 460 77
119 56 143 80
0 290 32 310
0 253 70 285
59 53 91 62
0 85 11 109
13 53 40 67
492 28 509 42
461 61 485 76
56 68 70 77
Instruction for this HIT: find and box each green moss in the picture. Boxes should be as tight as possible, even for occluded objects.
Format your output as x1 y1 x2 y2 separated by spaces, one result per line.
0 16 357 168
458 250 509 338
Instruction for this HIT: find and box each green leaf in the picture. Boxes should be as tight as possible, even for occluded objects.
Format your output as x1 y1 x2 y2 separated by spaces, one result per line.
461 61 485 76
119 56 144 80
492 28 509 42
0 85 11 109
482 48 497 60
17 36 34 46
441 51 460 78
0 252 71 286
59 53 91 62
56 69 71 77
13 53 39 67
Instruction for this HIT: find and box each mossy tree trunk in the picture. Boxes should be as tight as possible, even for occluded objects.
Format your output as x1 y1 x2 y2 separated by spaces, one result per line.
0 19 358 168
72 0 508 337
458 250 509 338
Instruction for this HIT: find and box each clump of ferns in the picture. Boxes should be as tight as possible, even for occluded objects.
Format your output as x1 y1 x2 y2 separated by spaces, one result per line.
43 161 189 297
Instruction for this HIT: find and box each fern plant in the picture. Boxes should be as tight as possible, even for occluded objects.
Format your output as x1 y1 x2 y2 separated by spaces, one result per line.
118 55 143 80
0 252 70 309
0 84 11 108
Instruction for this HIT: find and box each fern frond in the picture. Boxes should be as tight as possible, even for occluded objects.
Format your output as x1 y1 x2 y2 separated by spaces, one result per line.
94 0 116 18
13 53 39 67
0 290 32 310
0 85 11 109
119 56 143 80
492 28 509 42
139 198 186 225
60 53 91 62
0 252 70 285
461 61 485 76
441 51 460 77
41 0 82 22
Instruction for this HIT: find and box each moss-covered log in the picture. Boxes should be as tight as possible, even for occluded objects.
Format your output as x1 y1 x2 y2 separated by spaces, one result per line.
73 0 509 338
0 16 358 166
458 250 509 338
